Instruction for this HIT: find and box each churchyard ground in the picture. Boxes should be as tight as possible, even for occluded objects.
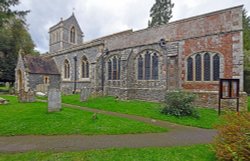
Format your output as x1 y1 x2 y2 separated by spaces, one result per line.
0 95 166 136
0 144 216 161
62 95 221 129
0 94 249 160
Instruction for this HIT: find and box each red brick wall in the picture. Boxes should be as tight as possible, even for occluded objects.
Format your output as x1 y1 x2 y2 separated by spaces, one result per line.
181 33 237 91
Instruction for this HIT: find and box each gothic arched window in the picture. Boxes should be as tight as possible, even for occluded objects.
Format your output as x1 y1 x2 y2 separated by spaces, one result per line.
138 55 143 80
70 26 76 43
136 50 160 80
81 56 89 78
152 53 159 80
187 57 193 81
145 51 151 80
204 53 211 81
107 56 121 80
213 54 220 81
195 54 201 81
64 59 70 79
186 52 221 82
113 56 117 80
108 60 112 80
118 58 121 80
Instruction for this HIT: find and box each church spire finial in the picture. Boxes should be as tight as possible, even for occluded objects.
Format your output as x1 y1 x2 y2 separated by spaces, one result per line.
72 7 75 15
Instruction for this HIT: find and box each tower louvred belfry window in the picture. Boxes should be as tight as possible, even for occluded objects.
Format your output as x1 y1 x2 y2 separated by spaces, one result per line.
70 26 76 43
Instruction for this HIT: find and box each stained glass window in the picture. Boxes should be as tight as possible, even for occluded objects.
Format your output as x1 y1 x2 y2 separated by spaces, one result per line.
145 51 151 80
118 58 121 80
152 53 159 80
81 56 89 78
187 57 193 81
113 57 117 80
195 54 201 81
108 60 112 80
204 53 211 81
82 61 85 78
64 59 70 79
213 54 220 81
86 61 89 78
138 55 143 80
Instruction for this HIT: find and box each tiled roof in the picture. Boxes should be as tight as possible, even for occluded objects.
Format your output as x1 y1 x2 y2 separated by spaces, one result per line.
24 55 60 75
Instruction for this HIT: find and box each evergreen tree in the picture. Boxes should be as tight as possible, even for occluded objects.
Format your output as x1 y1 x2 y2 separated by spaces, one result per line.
243 9 250 51
0 0 29 27
243 9 250 70
148 0 174 27
0 1 36 83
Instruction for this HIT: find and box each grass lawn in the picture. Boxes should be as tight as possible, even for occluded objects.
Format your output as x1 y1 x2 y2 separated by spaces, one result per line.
0 95 166 136
62 95 220 129
0 86 8 91
0 144 216 161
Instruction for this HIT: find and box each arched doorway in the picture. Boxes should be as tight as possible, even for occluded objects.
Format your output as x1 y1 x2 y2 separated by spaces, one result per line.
17 70 23 91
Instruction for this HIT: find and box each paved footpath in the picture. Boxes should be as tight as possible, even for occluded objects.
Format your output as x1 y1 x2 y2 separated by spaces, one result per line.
0 103 217 153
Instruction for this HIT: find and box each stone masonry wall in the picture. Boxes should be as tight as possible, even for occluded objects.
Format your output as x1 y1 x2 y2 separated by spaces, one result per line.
47 6 246 109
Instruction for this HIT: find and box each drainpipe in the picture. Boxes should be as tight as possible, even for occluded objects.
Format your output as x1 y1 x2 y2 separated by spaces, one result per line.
73 56 77 94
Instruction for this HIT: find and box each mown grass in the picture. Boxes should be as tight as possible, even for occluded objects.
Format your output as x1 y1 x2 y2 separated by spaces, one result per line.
0 144 216 161
62 95 220 129
0 95 166 136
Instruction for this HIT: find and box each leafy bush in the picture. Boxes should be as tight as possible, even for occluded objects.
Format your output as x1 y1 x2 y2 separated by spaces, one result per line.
214 112 250 161
161 91 199 118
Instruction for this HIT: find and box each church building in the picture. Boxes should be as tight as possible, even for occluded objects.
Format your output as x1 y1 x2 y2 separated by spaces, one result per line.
15 5 247 108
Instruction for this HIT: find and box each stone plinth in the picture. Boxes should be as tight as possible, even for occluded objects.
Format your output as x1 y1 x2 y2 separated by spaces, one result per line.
48 88 61 112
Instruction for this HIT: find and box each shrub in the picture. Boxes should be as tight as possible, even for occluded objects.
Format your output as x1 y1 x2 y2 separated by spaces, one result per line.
161 90 199 118
214 112 250 161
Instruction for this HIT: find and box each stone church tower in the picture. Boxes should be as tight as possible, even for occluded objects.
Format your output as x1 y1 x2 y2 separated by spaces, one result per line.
49 13 84 52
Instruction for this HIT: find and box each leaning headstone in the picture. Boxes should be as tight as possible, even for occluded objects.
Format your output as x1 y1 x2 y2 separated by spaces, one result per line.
80 87 92 102
18 89 36 102
0 97 9 105
48 88 61 112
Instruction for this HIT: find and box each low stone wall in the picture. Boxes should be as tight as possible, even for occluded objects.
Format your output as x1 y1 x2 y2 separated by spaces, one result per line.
105 87 165 102
192 91 248 111
104 87 248 111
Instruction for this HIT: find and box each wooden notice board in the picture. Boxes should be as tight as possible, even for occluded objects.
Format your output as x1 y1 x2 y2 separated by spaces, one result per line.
218 79 240 115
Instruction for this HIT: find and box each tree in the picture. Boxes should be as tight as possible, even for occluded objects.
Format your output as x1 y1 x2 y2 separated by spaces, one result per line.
0 0 29 27
243 9 250 51
148 0 174 27
0 1 36 83
243 9 250 70
243 9 250 94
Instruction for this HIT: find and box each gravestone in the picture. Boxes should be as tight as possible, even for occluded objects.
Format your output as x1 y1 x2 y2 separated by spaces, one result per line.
0 97 9 104
48 88 61 112
80 87 92 102
5 82 10 89
18 89 36 102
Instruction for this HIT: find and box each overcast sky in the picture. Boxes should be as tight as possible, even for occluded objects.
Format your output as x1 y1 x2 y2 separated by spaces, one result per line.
15 0 250 53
